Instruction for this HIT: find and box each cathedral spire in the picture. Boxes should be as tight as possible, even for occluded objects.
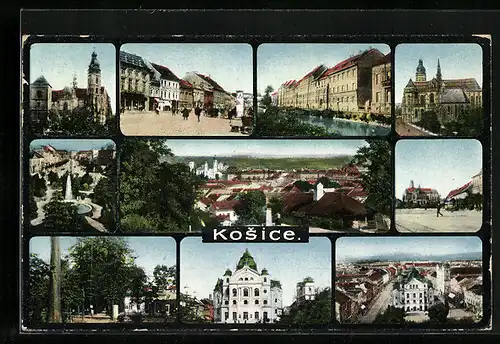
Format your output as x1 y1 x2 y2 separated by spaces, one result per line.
72 73 78 89
416 58 427 82
436 58 442 83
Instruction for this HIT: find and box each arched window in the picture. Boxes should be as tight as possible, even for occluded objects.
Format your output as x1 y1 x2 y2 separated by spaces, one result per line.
226 278 229 283
263 300 268 305
243 288 249 297
233 300 237 305
254 289 260 297
239 278 243 281
244 277 248 281
263 289 267 294
232 288 237 297
429 93 434 103
244 300 248 305
420 95 425 105
264 278 267 283
255 300 259 304
36 90 42 98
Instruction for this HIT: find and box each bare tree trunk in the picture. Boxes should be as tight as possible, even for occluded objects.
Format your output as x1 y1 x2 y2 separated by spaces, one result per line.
48 236 62 323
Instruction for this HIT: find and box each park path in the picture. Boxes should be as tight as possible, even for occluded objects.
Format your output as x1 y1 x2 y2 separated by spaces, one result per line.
120 110 249 136
358 282 394 323
396 118 433 136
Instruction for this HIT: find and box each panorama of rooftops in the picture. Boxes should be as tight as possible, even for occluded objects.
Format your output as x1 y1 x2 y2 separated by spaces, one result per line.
28 43 117 136
119 138 392 234
335 236 483 325
119 43 253 136
28 139 117 234
395 43 483 137
256 43 392 137
395 139 483 233
179 236 331 325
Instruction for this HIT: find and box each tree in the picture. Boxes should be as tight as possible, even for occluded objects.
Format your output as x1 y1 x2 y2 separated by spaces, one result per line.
42 200 85 232
26 254 50 324
31 174 47 198
374 306 405 324
92 176 115 229
417 111 441 134
293 180 314 192
29 187 38 220
268 196 284 216
48 171 60 185
428 302 449 324
48 237 62 322
81 172 94 186
278 288 331 326
262 85 274 107
316 176 341 188
234 191 267 225
153 265 176 291
352 139 392 216
69 237 137 314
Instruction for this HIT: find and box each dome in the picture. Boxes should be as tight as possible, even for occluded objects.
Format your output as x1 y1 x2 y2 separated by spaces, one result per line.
33 75 51 87
416 59 426 74
223 268 232 276
88 50 101 73
261 268 269 275
236 248 257 271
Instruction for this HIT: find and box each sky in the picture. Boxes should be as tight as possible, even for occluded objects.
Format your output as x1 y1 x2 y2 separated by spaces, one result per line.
395 139 482 199
30 43 116 114
29 237 176 281
395 43 483 104
165 139 368 157
121 43 253 94
30 139 115 152
257 43 390 95
336 236 482 262
180 237 331 307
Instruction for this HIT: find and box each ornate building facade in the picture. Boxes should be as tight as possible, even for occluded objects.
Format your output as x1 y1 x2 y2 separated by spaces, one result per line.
401 59 482 124
120 51 151 111
212 249 284 324
402 180 441 206
392 268 435 312
30 51 112 124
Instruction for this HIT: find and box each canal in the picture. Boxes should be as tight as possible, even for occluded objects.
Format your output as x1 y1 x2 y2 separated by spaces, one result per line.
297 114 390 136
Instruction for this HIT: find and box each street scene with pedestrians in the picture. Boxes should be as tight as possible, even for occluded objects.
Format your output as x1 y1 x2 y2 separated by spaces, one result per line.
119 44 253 136
336 237 483 325
395 139 483 233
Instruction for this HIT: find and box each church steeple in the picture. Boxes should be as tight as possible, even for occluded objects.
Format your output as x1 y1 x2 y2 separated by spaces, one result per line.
416 58 427 82
436 59 442 83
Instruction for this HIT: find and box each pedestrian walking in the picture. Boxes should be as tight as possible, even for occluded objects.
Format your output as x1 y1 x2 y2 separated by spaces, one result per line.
182 106 190 120
195 106 202 122
436 202 444 217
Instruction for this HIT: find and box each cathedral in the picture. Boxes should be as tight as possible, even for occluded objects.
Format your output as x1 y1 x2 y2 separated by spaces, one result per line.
190 156 227 180
401 58 482 125
30 50 113 125
212 249 284 324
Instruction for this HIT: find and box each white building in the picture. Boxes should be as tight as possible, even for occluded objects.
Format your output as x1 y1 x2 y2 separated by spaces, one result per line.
192 157 227 179
392 268 435 313
123 295 146 315
148 62 181 111
213 249 284 324
295 277 316 303
435 263 451 296
464 284 483 315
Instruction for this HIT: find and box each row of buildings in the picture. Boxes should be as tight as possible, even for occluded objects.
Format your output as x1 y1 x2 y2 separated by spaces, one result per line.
274 48 391 115
30 51 113 124
120 51 238 113
401 59 483 125
401 170 483 207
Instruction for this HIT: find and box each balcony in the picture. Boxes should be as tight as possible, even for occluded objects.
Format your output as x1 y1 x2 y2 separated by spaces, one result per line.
382 79 391 88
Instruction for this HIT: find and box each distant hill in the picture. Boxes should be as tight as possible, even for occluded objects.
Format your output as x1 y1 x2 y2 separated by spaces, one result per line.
342 251 482 264
172 155 353 170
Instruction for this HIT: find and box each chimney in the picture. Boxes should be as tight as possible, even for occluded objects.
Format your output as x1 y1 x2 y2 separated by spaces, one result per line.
313 182 324 201
265 208 273 226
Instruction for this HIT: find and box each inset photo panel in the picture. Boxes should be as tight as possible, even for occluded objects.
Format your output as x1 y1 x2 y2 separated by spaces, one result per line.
119 43 253 136
25 236 177 327
335 236 484 325
28 43 117 136
28 139 117 234
256 43 392 137
119 138 391 233
179 237 332 325
395 43 483 137
395 139 483 233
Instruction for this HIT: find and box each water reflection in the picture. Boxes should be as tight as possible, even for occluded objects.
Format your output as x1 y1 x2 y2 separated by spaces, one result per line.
298 114 390 136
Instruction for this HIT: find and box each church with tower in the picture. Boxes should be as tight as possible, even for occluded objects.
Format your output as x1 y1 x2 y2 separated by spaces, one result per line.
30 50 113 125
401 58 482 125
212 249 284 324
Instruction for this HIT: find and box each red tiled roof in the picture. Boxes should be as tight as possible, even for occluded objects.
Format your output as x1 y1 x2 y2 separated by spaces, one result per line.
180 79 193 88
446 181 472 199
320 49 381 80
211 200 241 211
297 65 325 84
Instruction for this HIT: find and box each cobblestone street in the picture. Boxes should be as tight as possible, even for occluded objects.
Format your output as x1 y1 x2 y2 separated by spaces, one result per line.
120 110 249 136
396 208 482 232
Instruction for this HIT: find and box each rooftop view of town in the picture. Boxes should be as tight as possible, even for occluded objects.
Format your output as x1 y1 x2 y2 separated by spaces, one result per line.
29 140 116 233
256 44 392 137
119 139 391 233
336 237 483 325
